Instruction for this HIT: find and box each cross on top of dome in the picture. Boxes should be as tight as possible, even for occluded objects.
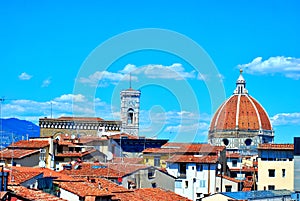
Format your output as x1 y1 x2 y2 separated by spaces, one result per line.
234 69 248 94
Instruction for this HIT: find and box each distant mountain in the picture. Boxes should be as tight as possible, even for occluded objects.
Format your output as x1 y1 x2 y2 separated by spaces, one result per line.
0 118 40 149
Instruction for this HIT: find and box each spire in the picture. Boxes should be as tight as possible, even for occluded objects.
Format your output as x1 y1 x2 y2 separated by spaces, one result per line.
129 73 132 89
234 69 248 94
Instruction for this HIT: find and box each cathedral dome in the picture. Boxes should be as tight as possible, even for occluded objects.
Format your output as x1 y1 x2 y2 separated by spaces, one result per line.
208 70 274 150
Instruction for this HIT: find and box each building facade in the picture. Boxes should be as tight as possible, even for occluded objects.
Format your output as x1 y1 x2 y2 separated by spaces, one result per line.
39 116 121 138
120 87 141 136
257 144 294 191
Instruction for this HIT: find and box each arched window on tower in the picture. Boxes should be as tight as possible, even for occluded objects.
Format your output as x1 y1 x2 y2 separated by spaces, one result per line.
127 108 134 124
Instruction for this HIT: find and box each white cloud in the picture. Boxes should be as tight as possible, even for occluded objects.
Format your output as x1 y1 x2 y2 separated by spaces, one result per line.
79 63 196 87
270 112 300 126
41 77 51 87
119 64 137 74
79 71 137 87
139 63 196 80
238 56 300 79
139 109 211 140
18 72 32 80
1 94 113 124
54 94 87 103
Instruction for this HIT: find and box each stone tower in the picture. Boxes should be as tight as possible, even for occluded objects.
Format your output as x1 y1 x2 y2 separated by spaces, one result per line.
120 85 141 136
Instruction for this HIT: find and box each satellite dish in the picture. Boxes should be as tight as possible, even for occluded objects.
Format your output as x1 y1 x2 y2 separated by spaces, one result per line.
105 151 113 161
39 160 46 168
71 134 76 140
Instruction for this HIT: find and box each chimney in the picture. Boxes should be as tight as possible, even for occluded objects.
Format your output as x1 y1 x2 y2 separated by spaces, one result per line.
98 182 102 189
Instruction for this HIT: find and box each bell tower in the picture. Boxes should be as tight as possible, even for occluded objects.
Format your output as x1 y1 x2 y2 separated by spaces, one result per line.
120 85 141 136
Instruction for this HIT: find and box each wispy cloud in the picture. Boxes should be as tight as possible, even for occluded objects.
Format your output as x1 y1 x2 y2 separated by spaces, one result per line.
78 71 136 87
41 77 51 87
270 112 300 126
238 56 300 79
18 72 32 80
140 109 211 140
79 63 196 87
136 63 196 80
1 94 114 124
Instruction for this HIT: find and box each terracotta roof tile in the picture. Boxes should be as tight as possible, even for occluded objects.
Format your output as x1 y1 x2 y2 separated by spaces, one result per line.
209 95 272 131
9 186 67 201
258 143 294 150
0 148 39 159
55 148 97 157
166 155 218 163
217 175 242 183
144 143 225 154
55 181 113 197
226 152 241 158
109 133 139 140
7 169 42 185
60 162 125 178
111 157 144 164
9 140 49 149
58 116 104 121
10 166 78 181
134 188 191 201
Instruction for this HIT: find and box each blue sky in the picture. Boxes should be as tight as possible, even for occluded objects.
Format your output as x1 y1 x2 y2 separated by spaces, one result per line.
0 0 299 143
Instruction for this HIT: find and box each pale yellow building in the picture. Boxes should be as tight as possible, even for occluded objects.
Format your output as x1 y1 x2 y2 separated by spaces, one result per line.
257 144 294 191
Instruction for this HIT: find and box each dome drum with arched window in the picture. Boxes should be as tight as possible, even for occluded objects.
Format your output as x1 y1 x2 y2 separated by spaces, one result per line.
208 69 274 151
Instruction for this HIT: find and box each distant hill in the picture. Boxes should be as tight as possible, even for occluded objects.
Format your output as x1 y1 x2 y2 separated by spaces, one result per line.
0 118 40 149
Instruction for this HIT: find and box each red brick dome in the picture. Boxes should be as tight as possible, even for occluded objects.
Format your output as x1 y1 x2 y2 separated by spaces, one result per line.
209 94 272 131
208 70 274 149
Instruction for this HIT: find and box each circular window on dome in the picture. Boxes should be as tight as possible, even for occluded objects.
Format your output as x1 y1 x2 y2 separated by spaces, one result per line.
222 138 229 146
245 139 252 146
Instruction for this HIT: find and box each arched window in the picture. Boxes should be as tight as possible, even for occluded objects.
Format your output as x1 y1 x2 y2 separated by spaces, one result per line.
127 108 134 124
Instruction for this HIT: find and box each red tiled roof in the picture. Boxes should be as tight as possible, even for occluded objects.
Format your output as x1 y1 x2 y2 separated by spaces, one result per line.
54 181 113 197
104 162 148 175
58 116 104 121
10 166 79 181
55 148 97 157
166 155 218 163
226 152 241 158
9 140 49 149
217 174 242 183
8 169 42 185
0 148 40 159
91 178 131 193
76 136 108 144
258 143 294 150
111 157 143 164
60 162 125 178
230 166 257 172
109 133 139 140
134 188 191 201
209 94 272 131
9 186 67 201
144 143 225 154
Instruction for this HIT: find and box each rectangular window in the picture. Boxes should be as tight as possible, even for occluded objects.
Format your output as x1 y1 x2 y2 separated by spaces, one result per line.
196 164 203 171
282 169 286 178
154 156 160 167
268 169 275 177
268 185 275 190
200 180 206 188
179 163 187 178
185 180 189 188
232 160 237 167
225 185 232 192
148 169 155 179
175 180 182 188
